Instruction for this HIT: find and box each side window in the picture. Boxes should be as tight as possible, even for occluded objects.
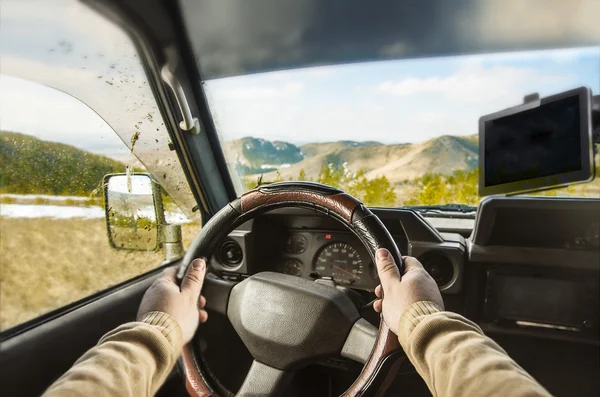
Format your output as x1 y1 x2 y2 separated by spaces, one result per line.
1 78 165 332
0 1 200 332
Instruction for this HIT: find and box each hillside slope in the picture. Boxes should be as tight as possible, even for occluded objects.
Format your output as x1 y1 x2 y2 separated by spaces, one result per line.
0 131 126 195
362 135 478 181
254 135 479 183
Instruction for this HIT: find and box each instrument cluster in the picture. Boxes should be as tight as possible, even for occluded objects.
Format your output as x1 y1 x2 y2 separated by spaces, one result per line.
276 231 377 290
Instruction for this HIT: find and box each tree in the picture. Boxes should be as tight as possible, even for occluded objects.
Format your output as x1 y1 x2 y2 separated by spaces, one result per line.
298 169 307 181
314 167 398 207
363 175 396 206
242 160 489 208
404 169 479 206
317 162 347 188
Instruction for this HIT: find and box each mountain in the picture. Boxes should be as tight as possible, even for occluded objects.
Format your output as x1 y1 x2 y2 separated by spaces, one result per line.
300 140 383 157
360 135 479 182
0 131 126 195
221 137 304 174
228 135 479 184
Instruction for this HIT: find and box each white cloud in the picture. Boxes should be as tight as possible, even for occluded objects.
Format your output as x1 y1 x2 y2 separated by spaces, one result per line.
215 82 304 101
203 47 596 145
372 64 568 104
0 75 121 147
305 66 336 78
456 47 599 65
548 47 599 64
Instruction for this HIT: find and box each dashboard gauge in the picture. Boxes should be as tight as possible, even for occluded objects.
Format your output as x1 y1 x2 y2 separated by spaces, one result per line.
280 258 304 276
314 242 363 285
286 234 308 254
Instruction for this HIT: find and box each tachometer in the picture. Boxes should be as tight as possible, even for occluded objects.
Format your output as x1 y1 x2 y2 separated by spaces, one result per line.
314 242 363 285
280 258 304 276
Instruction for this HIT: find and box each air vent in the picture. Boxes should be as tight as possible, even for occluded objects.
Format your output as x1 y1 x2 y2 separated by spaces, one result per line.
418 252 454 287
218 239 243 269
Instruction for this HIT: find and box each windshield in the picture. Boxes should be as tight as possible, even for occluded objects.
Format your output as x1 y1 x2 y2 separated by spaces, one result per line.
204 47 600 207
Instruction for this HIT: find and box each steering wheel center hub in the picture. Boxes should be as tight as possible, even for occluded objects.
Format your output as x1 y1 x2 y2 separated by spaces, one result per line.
227 272 360 370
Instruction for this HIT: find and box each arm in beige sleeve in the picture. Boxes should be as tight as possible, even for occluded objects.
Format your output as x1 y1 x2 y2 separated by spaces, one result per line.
398 301 552 397
42 311 183 397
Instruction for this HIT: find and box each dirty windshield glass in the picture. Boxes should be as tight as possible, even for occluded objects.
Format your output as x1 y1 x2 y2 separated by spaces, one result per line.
204 47 600 207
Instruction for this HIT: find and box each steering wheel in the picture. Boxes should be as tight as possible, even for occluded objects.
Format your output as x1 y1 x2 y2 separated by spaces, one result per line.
176 182 405 397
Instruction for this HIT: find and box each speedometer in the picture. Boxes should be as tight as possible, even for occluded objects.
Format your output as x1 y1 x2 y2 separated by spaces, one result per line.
314 242 363 285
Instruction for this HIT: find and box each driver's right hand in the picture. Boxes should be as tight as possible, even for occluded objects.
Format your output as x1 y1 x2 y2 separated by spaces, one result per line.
372 249 444 335
137 258 208 344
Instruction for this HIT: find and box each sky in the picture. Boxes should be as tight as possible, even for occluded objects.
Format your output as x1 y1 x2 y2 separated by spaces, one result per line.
3 46 598 152
204 46 600 145
0 74 133 160
0 0 162 163
0 0 599 154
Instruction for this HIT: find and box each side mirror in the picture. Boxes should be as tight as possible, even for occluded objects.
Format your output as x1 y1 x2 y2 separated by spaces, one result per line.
103 173 162 251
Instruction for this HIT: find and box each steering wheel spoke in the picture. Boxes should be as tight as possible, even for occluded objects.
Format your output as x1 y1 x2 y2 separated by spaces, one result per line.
341 318 379 364
236 360 294 397
202 277 237 315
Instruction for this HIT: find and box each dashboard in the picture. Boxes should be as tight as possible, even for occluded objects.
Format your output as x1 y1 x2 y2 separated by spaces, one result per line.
209 207 462 292
209 196 600 345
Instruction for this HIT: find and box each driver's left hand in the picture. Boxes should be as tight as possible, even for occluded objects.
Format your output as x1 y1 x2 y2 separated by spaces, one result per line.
137 259 208 343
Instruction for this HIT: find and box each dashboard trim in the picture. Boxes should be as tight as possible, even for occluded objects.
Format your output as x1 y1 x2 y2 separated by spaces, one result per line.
472 196 600 246
372 208 444 243
410 241 465 294
469 242 600 271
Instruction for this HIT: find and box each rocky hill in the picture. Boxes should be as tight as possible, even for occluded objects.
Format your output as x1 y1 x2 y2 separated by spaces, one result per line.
222 137 304 174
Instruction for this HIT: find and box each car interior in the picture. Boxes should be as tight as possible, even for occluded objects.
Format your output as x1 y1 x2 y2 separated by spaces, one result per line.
0 1 599 397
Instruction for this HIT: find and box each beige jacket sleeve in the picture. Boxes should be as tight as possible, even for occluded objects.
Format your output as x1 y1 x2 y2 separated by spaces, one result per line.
398 301 552 397
42 311 183 397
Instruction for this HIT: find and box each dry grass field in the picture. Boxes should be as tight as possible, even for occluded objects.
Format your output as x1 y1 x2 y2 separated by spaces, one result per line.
0 217 199 331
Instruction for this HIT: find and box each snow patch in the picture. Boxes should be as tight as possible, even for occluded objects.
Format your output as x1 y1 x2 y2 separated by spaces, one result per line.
135 206 191 224
0 204 191 224
259 163 292 169
165 212 192 224
1 194 92 201
1 204 104 219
